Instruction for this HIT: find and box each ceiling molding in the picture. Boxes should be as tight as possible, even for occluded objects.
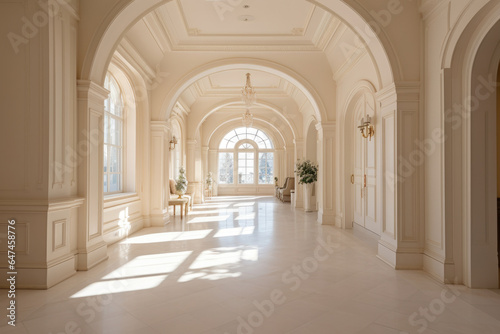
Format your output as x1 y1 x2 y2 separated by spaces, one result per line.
333 47 369 82
116 38 156 85
314 15 341 51
142 11 172 54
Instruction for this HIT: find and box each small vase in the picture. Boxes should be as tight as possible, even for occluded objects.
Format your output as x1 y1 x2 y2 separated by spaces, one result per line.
304 183 314 212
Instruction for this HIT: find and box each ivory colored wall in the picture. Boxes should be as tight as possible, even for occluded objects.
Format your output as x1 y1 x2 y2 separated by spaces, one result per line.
421 0 486 282
497 63 500 198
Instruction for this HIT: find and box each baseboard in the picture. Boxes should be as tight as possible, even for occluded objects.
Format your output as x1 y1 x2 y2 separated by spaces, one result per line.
77 241 108 271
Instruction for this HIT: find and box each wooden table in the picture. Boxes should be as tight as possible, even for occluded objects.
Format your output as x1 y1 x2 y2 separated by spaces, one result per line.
169 197 189 218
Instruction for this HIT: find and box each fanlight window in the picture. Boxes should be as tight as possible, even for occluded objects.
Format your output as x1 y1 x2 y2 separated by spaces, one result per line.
218 127 274 185
219 127 273 149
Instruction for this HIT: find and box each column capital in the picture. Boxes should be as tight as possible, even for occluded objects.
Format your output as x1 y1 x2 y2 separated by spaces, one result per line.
150 121 171 134
315 122 336 133
187 139 197 147
77 80 109 101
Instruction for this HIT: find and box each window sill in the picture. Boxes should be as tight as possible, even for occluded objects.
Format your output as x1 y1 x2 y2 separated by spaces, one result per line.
104 192 140 209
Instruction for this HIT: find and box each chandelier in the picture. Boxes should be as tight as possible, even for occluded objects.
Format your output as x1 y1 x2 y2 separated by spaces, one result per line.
242 109 253 127
241 73 257 106
241 73 256 127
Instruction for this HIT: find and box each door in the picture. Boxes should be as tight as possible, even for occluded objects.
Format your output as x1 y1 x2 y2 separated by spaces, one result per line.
352 99 378 234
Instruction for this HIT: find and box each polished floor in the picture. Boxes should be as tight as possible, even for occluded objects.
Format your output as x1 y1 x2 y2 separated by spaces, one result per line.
2 196 500 334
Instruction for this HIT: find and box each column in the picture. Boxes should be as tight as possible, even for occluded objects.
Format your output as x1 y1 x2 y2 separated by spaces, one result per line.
294 139 304 208
187 139 203 203
150 121 170 226
316 123 336 225
76 81 109 270
376 84 423 269
209 149 219 196
202 146 209 199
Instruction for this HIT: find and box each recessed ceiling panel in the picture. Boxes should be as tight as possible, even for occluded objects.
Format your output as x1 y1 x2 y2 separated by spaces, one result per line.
177 0 315 36
209 70 281 89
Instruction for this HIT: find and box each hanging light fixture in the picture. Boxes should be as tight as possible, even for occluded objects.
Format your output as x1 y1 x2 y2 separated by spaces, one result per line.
241 73 256 127
241 72 257 107
242 109 253 127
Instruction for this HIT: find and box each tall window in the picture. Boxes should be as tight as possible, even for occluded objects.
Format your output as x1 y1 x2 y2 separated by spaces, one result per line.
218 127 274 185
103 74 123 193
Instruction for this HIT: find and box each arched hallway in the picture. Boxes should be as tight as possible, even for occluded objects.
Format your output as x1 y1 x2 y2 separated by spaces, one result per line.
3 196 500 333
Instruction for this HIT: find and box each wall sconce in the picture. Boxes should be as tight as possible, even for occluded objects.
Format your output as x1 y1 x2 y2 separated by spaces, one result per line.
169 136 177 151
358 115 375 141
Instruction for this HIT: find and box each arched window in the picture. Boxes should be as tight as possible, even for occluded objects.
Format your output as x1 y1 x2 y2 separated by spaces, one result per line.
218 127 274 185
103 74 123 193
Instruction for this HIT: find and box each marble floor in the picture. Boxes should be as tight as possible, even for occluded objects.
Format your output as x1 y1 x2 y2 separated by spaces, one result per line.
2 196 500 334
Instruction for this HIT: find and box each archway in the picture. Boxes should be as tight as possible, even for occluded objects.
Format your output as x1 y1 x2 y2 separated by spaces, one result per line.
341 81 378 232
305 119 319 211
444 1 500 288
80 0 397 92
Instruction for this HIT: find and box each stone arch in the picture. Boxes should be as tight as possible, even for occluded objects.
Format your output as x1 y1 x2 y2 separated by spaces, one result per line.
340 80 377 230
192 98 299 142
81 0 397 94
160 58 328 123
444 1 500 288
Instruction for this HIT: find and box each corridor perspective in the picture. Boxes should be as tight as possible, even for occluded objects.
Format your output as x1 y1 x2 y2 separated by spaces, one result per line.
3 0 500 333
2 196 500 334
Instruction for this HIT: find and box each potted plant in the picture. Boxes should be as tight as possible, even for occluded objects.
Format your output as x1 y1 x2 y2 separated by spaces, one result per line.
175 166 188 198
206 172 214 189
274 176 278 186
295 159 318 212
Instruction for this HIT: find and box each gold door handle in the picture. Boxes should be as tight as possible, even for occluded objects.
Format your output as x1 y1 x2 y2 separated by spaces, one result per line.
364 175 367 188
351 175 354 184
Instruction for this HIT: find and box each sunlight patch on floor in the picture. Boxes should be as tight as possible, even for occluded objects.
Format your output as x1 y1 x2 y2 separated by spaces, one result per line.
120 230 213 244
189 247 259 270
214 226 255 238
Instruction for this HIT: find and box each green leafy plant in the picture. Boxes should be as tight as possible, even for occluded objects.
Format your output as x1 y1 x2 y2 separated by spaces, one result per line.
175 166 188 195
295 159 318 184
206 172 214 188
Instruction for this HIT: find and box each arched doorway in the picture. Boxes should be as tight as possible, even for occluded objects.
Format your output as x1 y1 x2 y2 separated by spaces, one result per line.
444 3 500 288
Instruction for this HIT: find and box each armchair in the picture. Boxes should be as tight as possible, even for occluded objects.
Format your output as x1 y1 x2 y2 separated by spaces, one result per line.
169 179 193 210
278 177 295 203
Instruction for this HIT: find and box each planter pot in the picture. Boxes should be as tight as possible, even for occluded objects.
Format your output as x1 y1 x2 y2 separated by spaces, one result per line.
304 183 314 212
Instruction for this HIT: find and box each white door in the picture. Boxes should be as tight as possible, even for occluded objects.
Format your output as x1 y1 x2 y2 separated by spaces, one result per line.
352 99 378 235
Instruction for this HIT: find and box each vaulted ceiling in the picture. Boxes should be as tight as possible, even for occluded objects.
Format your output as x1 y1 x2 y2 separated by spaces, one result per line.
115 0 368 121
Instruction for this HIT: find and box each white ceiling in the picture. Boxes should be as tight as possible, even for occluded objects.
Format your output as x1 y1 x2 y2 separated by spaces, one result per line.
116 0 365 116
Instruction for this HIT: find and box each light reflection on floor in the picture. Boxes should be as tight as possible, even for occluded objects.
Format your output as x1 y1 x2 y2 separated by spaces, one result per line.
6 196 500 334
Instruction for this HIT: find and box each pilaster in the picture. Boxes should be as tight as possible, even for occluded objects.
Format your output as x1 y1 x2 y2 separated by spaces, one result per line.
150 121 170 226
76 80 109 270
293 139 304 209
316 122 336 225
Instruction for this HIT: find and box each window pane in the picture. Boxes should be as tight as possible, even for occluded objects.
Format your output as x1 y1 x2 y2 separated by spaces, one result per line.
259 152 274 184
104 145 108 172
238 150 254 184
103 175 108 192
109 174 120 193
219 153 234 184
220 127 273 149
109 146 121 173
109 118 122 146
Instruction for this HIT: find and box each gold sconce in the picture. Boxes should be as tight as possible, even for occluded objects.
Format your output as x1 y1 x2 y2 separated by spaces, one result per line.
358 115 375 141
169 136 177 151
